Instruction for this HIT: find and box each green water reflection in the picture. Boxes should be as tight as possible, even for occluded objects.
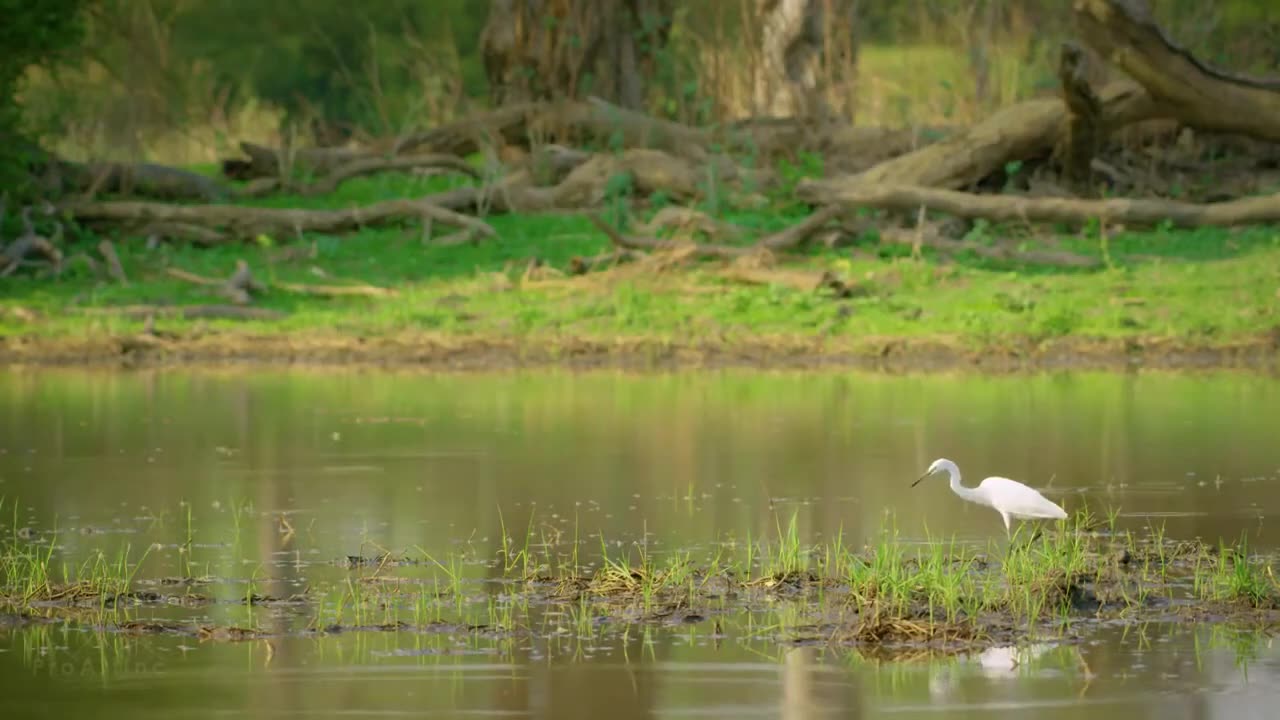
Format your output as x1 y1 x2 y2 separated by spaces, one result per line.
1 368 1279 718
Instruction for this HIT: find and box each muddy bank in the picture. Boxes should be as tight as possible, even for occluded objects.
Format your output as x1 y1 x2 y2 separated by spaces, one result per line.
1 330 1277 373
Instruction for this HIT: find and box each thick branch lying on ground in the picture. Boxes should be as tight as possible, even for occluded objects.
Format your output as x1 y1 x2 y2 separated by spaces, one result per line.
394 98 729 160
63 196 496 245
1074 0 1280 143
756 206 843 251
223 142 374 180
800 81 1158 197
234 154 482 198
816 184 1280 228
47 160 230 202
420 149 772 217
1 207 63 277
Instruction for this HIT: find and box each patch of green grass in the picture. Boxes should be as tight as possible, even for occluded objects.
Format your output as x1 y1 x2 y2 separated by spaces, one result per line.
3 173 1279 356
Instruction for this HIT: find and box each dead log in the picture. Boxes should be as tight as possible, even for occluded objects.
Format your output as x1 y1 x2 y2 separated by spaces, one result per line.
224 141 375 180
396 98 733 160
800 82 1159 198
46 160 229 202
63 196 495 244
756 206 842 251
1 207 63 277
137 222 231 246
1074 0 1280 144
816 184 1280 229
277 155 480 197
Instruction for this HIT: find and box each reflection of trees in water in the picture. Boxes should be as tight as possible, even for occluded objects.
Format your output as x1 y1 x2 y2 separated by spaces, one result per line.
488 629 663 720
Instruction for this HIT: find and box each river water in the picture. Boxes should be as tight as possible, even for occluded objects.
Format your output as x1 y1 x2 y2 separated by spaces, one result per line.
2 368 1278 718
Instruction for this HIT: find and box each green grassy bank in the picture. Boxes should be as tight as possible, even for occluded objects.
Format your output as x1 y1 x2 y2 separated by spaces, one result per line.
3 171 1279 370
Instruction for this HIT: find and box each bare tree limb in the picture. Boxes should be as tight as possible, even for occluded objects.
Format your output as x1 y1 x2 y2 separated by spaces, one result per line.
815 184 1280 228
64 196 496 244
1074 0 1280 143
757 206 842 251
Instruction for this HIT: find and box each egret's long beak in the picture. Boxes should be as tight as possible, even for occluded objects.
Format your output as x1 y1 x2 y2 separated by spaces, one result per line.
911 471 931 488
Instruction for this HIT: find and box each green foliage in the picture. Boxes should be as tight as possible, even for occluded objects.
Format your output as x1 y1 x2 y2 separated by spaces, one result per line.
0 0 88 194
165 0 489 138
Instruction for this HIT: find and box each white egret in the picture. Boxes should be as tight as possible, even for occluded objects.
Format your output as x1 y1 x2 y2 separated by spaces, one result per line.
912 458 1067 536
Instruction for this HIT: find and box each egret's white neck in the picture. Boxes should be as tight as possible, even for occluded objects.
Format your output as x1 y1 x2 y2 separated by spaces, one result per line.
937 459 984 504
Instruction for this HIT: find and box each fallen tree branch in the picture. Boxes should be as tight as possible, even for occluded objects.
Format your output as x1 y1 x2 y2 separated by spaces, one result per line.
814 184 1280 229
393 98 731 160
756 206 843 251
44 160 230 202
1074 0 1280 143
1 207 63 277
167 261 263 304
801 82 1158 197
64 196 496 244
586 213 754 261
269 154 480 197
223 141 374 180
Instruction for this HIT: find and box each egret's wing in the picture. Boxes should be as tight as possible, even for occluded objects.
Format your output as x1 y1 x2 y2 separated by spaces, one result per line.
978 477 1067 520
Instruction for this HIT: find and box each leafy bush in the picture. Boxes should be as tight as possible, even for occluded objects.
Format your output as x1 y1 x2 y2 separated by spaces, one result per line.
0 0 88 196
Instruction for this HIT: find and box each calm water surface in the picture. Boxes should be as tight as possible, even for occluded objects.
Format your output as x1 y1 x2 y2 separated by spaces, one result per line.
1 368 1278 719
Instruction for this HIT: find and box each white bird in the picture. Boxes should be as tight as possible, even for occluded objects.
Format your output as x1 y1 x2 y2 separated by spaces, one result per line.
912 458 1067 536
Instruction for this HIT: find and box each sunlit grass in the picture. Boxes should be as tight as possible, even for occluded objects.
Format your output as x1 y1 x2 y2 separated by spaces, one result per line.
4 178 1279 354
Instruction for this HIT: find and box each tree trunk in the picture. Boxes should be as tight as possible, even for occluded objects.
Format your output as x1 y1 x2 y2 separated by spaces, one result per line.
755 0 825 119
479 0 675 110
